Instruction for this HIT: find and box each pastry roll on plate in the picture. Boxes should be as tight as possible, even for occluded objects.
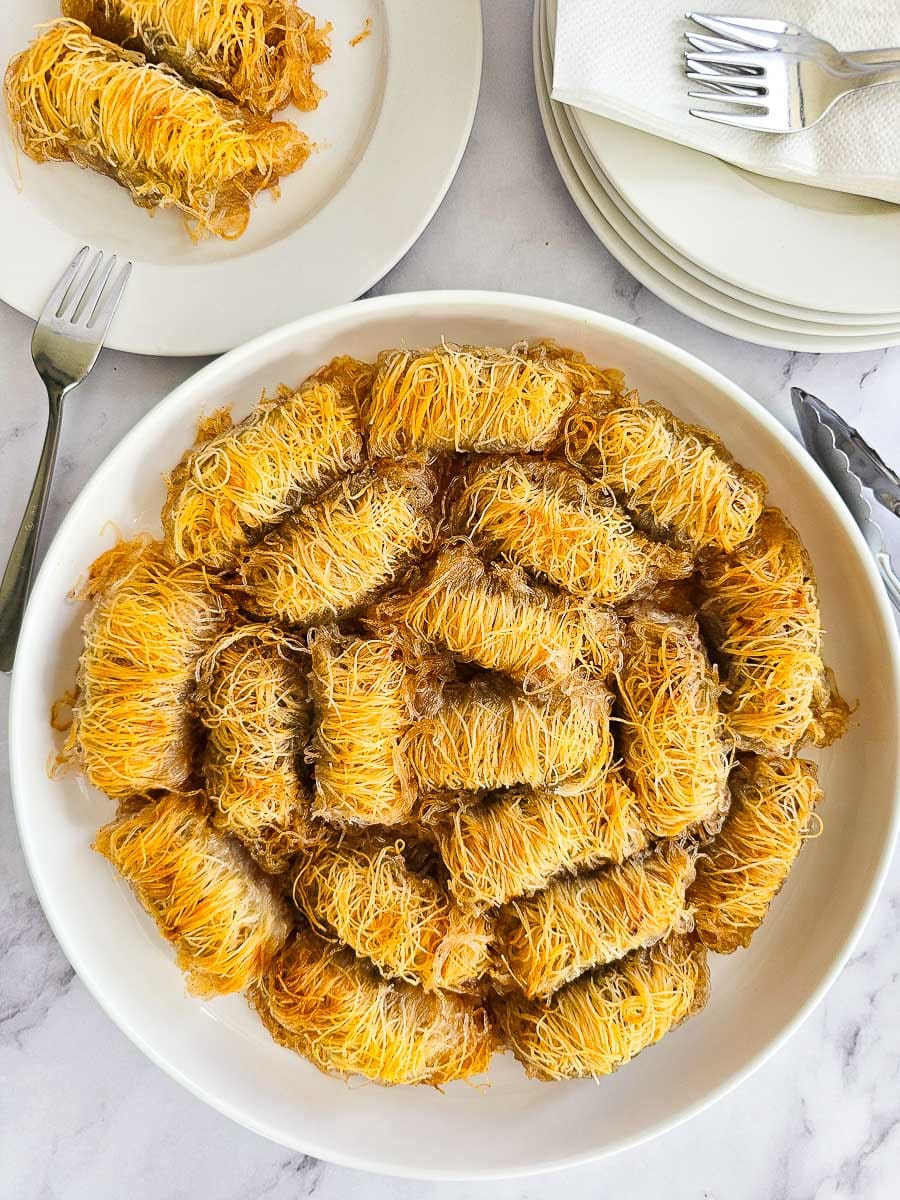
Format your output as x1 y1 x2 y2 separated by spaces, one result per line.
252 927 493 1085
699 508 848 756
363 343 576 457
496 932 709 1081
163 362 368 569
691 754 823 953
617 607 730 838
452 457 692 606
494 841 696 999
430 769 646 911
407 676 613 797
5 22 311 239
239 462 436 625
62 0 331 114
95 791 289 996
292 834 492 991
565 393 766 553
66 538 229 798
370 541 622 689
197 624 313 874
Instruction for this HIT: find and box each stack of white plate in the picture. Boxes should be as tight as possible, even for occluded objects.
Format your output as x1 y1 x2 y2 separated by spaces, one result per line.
536 0 900 352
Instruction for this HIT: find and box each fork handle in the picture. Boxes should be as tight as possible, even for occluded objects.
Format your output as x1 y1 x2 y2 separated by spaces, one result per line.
846 49 900 67
0 386 67 672
846 61 900 90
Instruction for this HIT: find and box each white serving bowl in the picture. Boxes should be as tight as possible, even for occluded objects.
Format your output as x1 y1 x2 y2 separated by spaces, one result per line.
9 292 900 1179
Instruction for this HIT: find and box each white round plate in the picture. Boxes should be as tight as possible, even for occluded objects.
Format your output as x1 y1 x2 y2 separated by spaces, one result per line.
549 4 900 317
0 2 482 356
536 5 900 352
10 290 900 1178
542 0 900 329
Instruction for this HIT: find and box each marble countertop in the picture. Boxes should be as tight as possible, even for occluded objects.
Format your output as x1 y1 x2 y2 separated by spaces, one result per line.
2 3 900 1197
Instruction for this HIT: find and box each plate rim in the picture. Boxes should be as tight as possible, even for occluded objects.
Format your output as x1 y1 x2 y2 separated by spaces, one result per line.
581 116 900 317
0 1 484 357
10 286 900 1178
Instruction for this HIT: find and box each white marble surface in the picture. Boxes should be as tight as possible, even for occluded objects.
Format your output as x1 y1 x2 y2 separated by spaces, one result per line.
2 2 900 1197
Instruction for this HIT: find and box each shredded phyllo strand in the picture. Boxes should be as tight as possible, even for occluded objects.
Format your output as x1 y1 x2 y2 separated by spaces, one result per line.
65 537 229 797
495 932 710 1080
239 460 436 624
349 17 372 47
691 754 823 953
453 456 692 605
251 927 493 1085
163 365 368 569
617 606 730 838
62 0 331 114
406 676 613 796
363 343 576 457
699 507 849 755
428 769 646 911
94 791 289 996
307 629 429 827
494 841 697 999
292 835 492 991
565 393 766 552
369 541 622 689
196 624 312 874
5 21 311 240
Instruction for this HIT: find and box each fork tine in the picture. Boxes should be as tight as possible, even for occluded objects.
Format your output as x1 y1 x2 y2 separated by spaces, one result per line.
686 50 765 70
685 68 765 91
687 79 763 96
687 90 767 107
72 253 116 325
684 51 760 77
689 106 773 128
88 260 132 334
684 32 751 55
692 15 796 35
685 14 783 49
40 246 90 321
57 249 104 322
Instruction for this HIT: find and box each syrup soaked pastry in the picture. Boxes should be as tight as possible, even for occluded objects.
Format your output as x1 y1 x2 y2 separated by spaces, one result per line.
66 537 229 798
95 791 290 997
565 392 766 553
163 360 369 569
617 607 730 838
699 508 848 755
692 755 823 953
5 21 311 239
251 927 493 1085
496 933 709 1081
197 624 313 874
63 0 332 114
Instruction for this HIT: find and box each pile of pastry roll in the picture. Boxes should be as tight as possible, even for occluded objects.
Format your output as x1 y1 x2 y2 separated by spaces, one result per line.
61 341 848 1086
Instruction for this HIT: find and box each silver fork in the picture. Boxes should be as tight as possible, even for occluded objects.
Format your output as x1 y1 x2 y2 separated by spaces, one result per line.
0 247 131 672
684 13 900 132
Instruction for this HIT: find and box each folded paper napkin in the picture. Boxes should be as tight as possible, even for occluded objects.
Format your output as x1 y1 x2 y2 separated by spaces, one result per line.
551 0 900 204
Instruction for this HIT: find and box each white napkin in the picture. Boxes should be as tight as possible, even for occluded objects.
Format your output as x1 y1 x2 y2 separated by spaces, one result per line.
551 0 900 205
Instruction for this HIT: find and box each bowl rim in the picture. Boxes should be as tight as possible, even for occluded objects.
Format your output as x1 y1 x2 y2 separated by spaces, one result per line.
9 289 900 1180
